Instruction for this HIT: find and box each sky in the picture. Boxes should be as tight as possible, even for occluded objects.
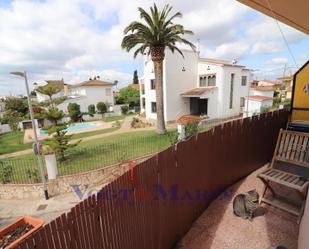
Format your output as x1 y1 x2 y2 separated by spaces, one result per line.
0 0 308 96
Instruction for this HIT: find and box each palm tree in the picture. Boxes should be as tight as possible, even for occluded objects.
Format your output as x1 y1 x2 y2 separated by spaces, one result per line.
122 4 196 134
36 86 61 108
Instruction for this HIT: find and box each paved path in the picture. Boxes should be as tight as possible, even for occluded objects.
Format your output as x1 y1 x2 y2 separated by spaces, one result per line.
0 187 90 228
0 116 158 159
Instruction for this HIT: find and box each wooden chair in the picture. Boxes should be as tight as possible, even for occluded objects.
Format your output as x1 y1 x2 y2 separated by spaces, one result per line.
258 129 309 221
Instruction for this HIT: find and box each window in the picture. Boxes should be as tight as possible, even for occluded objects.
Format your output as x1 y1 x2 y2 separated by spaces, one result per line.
142 98 146 108
208 75 216 86
240 97 245 107
199 74 216 87
229 73 235 109
105 88 112 96
241 76 247 86
150 79 155 90
199 76 207 87
151 102 156 113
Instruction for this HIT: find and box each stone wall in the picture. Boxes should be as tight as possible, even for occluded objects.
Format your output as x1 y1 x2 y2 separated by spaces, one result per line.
0 155 151 200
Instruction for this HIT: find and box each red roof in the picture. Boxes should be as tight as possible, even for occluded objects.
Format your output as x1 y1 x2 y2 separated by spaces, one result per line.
246 95 273 102
250 86 276 91
177 115 203 125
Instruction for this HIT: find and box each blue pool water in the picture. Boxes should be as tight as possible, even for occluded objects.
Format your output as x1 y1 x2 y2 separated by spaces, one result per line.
40 123 99 135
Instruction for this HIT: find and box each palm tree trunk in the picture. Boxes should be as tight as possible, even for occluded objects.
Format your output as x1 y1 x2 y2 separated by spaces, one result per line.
153 60 166 134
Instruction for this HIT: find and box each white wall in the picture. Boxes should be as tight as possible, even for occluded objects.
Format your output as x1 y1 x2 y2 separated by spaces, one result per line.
245 99 273 117
164 50 198 121
250 89 274 98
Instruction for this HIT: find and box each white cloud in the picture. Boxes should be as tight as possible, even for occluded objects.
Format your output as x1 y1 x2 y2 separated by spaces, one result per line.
0 0 307 95
265 57 288 65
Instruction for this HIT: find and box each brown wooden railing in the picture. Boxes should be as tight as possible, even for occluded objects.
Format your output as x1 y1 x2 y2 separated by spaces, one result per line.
16 110 289 249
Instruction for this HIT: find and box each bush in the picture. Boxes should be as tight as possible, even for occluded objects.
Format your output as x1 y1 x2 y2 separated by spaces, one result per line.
185 121 199 138
0 161 13 184
67 103 81 122
121 105 129 115
26 168 40 183
97 102 107 115
88 104 95 117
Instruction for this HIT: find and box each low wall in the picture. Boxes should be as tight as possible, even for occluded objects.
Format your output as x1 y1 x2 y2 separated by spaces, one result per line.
0 155 151 200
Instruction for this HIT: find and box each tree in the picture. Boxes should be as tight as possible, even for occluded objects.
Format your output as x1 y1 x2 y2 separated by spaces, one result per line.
44 108 64 126
3 110 22 143
116 86 140 107
67 103 81 122
36 86 61 108
133 70 139 84
46 125 80 161
122 4 195 134
97 102 107 116
121 105 129 115
88 104 95 116
4 97 28 116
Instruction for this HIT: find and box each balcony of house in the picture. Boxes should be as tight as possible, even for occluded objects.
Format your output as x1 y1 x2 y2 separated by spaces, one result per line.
15 110 309 249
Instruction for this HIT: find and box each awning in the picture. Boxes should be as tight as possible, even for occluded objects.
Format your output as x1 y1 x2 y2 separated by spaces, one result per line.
181 87 217 97
237 0 309 34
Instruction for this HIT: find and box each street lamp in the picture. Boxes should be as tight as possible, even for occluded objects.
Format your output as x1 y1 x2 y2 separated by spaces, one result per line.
10 71 49 200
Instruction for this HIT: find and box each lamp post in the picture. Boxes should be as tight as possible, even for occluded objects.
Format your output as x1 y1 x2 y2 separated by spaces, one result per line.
10 71 49 200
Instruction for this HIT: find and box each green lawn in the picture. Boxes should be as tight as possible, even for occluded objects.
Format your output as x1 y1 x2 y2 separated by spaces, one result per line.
0 126 120 155
0 131 32 155
1 130 177 184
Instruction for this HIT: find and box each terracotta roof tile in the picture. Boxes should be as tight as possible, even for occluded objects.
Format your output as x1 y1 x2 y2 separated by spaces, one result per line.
177 115 202 125
246 95 273 102
250 86 276 91
181 87 217 96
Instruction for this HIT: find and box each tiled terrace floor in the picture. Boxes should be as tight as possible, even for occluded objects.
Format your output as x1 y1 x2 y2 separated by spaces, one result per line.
179 165 299 249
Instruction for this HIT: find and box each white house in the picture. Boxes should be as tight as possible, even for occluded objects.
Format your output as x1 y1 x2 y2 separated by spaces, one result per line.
36 78 115 113
140 49 252 123
244 82 276 117
59 79 115 113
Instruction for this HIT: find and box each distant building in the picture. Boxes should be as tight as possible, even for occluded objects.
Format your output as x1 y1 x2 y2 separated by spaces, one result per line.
245 80 277 117
140 49 252 123
36 77 116 113
277 73 293 99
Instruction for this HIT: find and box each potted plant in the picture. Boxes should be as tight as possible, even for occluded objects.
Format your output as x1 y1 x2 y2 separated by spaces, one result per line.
41 145 58 180
0 216 44 249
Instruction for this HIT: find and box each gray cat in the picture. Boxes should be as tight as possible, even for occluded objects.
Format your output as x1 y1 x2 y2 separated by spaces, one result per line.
233 189 260 220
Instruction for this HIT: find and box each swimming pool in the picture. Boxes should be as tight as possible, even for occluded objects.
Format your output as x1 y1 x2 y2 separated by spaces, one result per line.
40 123 100 135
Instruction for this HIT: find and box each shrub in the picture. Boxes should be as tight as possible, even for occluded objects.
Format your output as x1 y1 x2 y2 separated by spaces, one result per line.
0 161 13 184
26 168 40 183
88 104 95 117
121 105 129 115
185 121 199 138
166 131 179 146
97 102 107 115
68 103 81 122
